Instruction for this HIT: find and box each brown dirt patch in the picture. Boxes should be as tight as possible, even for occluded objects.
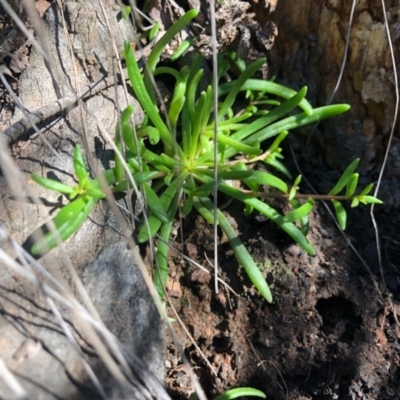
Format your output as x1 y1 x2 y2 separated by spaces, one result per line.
163 190 400 400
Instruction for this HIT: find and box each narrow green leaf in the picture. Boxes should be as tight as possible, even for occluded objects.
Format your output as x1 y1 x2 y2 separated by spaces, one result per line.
31 174 74 195
127 155 140 172
235 87 307 142
193 169 252 181
135 171 163 184
123 127 174 170
245 204 254 215
120 105 134 125
351 198 359 208
332 199 347 229
186 68 204 122
198 87 310 163
146 9 199 74
288 186 297 201
167 185 182 220
345 173 359 198
218 182 315 255
121 121 138 154
192 185 214 197
236 58 247 73
114 124 124 183
138 126 160 144
154 186 181 298
84 188 105 200
265 158 292 179
154 67 186 101
192 196 214 224
169 96 186 131
195 196 273 303
282 199 314 223
163 172 174 186
290 199 309 235
121 5 131 21
148 21 160 41
268 131 289 153
181 196 193 216
184 174 196 192
238 104 350 153
53 196 87 225
124 41 173 150
212 132 262 156
200 85 213 133
218 58 267 121
213 113 252 126
245 105 258 114
229 163 258 192
31 197 95 255
171 37 195 61
73 144 88 182
143 183 170 223
159 153 177 168
137 179 181 242
154 220 174 299
181 102 192 154
329 159 359 195
137 215 163 243
189 91 207 159
217 56 230 79
293 175 302 186
358 195 383 205
244 171 288 193
213 387 266 400
219 79 313 115
359 183 374 196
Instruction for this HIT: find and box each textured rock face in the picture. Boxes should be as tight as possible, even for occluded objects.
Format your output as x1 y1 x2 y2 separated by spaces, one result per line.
0 241 166 399
0 1 167 399
268 0 399 201
82 242 165 383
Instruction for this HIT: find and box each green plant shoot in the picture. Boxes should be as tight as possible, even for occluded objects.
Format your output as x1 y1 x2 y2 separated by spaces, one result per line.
30 10 382 303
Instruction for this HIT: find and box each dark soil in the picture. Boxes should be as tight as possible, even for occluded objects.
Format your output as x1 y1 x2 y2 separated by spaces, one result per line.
156 2 400 399
163 142 400 400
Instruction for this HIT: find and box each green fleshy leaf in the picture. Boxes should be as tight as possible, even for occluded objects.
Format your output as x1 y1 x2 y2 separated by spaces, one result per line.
143 183 170 223
149 21 160 41
31 174 74 195
332 199 347 229
329 159 359 195
358 195 383 205
73 144 88 182
31 197 95 255
194 196 273 303
345 173 359 198
244 171 288 193
283 199 314 223
358 183 374 196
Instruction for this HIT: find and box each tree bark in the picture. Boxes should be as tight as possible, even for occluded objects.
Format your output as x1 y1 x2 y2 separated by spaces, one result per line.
268 0 399 192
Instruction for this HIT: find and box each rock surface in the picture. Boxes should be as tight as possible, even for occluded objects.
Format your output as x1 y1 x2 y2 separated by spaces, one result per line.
0 1 167 398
